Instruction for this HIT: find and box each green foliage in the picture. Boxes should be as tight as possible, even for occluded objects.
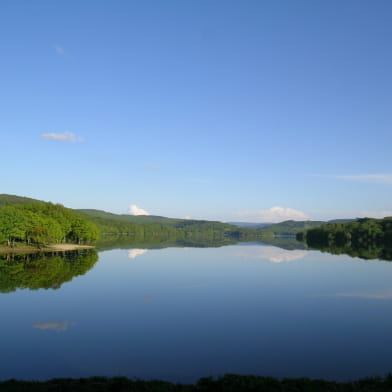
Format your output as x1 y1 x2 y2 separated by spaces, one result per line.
0 201 98 248
0 205 28 245
0 194 252 247
299 217 392 261
77 208 245 240
69 217 99 244
0 194 42 206
79 208 238 230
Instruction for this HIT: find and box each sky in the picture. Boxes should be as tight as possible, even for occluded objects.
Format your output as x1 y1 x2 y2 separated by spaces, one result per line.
1 0 392 222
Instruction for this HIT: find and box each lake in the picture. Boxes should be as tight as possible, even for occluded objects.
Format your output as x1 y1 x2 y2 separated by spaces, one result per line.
1 240 392 382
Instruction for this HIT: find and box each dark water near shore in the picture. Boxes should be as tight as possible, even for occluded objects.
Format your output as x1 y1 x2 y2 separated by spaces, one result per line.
1 240 392 382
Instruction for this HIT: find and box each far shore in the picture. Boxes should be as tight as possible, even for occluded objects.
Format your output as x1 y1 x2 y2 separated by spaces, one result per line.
0 244 94 254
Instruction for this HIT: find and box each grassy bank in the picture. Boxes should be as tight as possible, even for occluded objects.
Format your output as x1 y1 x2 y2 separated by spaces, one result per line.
1 374 392 392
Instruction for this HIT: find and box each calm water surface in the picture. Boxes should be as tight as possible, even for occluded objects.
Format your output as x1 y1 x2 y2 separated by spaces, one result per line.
1 241 392 382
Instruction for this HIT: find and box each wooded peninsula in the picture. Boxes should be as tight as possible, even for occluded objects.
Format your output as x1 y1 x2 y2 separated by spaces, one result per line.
0 194 246 251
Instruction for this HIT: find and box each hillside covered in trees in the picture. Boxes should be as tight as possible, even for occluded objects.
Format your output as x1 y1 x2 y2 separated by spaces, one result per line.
77 208 241 238
0 194 247 249
0 198 98 248
257 220 326 236
297 217 392 261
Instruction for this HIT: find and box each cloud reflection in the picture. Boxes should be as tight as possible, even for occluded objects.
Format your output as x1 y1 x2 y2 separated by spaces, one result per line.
128 249 148 259
235 245 308 263
33 321 76 332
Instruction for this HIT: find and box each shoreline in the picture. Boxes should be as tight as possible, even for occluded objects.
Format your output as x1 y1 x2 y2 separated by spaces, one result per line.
0 374 390 392
0 244 94 254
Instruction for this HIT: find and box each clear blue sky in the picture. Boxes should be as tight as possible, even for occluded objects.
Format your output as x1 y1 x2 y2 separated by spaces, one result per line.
1 0 391 222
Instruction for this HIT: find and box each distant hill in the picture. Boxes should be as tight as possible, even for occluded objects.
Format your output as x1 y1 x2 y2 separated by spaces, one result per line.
227 222 273 229
258 220 326 235
0 194 47 206
0 196 235 230
77 209 179 225
255 219 356 235
229 218 356 232
77 209 234 230
328 219 355 224
0 194 355 237
0 194 243 245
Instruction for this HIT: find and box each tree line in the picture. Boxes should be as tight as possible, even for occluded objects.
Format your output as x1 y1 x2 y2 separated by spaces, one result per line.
0 202 99 248
77 212 246 240
297 217 392 261
0 199 249 249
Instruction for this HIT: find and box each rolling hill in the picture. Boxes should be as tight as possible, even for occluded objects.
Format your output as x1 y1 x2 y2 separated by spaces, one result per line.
257 220 326 235
0 194 240 236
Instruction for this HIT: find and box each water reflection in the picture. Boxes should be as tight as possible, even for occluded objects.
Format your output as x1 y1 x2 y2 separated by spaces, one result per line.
95 235 239 251
257 236 308 250
33 321 76 332
127 249 148 259
235 245 308 263
0 250 98 293
306 243 392 261
2 239 392 382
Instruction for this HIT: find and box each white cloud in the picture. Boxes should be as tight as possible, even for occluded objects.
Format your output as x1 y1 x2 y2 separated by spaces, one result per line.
235 245 308 263
128 249 148 259
53 44 65 55
41 131 82 143
236 206 310 223
128 204 150 215
33 321 75 332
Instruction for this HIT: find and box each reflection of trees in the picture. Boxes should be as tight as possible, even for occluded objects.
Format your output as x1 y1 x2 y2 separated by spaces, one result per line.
300 217 392 261
307 244 392 262
0 250 98 293
235 245 308 263
257 237 308 250
95 235 239 251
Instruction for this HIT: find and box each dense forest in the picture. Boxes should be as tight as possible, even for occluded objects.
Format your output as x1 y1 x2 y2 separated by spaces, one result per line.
297 217 392 261
78 208 243 239
0 194 247 249
0 202 98 248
